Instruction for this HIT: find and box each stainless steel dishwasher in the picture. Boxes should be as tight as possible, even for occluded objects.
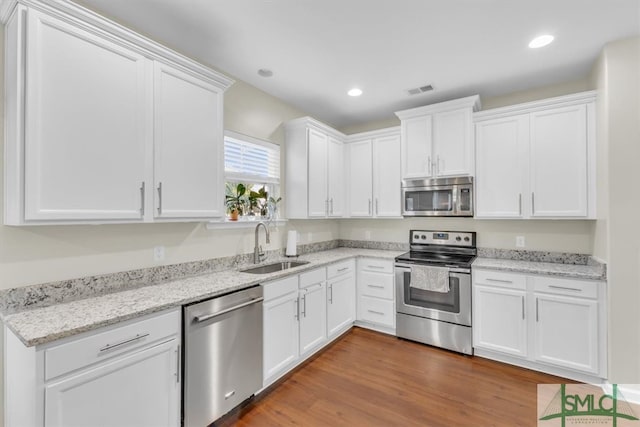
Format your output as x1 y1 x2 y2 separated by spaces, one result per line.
183 285 263 427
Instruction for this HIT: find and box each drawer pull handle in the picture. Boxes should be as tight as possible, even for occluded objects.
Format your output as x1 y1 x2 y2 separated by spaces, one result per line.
99 333 150 353
367 284 385 289
368 265 385 270
337 267 350 272
548 285 582 292
367 309 385 315
224 390 236 400
485 278 513 284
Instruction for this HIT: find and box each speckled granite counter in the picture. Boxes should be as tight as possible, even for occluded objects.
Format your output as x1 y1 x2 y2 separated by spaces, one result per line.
1 248 403 347
472 257 606 281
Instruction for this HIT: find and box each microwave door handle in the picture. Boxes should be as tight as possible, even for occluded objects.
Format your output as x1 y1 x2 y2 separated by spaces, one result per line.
451 186 458 214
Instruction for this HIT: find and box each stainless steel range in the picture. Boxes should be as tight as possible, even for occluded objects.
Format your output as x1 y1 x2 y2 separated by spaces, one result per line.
395 230 476 355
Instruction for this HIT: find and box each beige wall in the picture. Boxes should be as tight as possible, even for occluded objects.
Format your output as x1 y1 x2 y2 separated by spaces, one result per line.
592 36 640 383
480 77 593 110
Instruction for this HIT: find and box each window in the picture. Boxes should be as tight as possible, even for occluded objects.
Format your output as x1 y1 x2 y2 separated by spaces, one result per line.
224 131 281 220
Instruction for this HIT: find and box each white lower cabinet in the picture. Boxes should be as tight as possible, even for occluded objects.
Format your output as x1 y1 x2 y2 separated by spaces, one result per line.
45 340 179 427
356 258 395 333
262 261 356 387
298 277 327 358
4 308 181 427
473 268 606 381
473 285 527 357
262 276 300 385
327 260 356 339
533 293 599 374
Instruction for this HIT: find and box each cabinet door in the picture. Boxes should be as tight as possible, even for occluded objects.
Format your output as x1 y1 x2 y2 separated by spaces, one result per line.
347 140 373 217
24 10 148 221
475 115 529 218
327 274 356 339
327 137 344 217
433 108 473 176
534 294 599 374
373 135 401 217
263 292 299 386
45 339 179 427
307 129 328 217
473 285 527 357
299 283 327 357
401 116 433 178
154 62 224 219
530 105 588 217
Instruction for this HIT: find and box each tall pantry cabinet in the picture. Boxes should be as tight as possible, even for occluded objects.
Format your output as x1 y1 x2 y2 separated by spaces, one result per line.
3 1 233 225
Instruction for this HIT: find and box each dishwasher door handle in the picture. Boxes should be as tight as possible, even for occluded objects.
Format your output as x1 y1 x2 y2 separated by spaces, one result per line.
194 297 264 323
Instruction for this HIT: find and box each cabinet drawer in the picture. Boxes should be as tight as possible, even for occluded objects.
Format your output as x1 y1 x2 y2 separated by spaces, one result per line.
359 258 393 274
533 276 599 299
359 271 394 299
327 259 355 279
263 275 299 301
474 269 527 290
359 296 394 327
45 308 180 381
299 267 326 288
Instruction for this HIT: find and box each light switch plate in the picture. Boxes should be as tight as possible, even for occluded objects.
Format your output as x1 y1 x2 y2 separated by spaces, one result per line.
516 236 525 248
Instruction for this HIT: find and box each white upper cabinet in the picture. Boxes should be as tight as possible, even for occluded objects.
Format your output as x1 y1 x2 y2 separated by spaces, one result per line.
3 2 233 225
346 129 402 218
396 95 480 179
474 92 596 219
153 62 224 219
18 8 149 222
327 137 345 217
346 140 373 217
530 105 588 217
285 118 345 219
475 115 529 218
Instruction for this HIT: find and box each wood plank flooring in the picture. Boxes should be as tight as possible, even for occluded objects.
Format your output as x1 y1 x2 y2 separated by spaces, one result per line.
216 327 572 427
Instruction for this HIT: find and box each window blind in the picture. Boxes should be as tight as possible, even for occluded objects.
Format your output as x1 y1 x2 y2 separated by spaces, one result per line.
224 132 280 184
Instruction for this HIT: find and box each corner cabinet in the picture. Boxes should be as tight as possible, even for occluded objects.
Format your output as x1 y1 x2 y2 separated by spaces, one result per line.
285 118 345 219
473 268 606 382
346 128 402 218
3 2 233 225
395 95 480 179
474 92 596 219
4 308 181 427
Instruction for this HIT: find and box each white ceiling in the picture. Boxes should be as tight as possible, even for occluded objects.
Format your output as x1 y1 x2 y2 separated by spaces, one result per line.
75 0 639 129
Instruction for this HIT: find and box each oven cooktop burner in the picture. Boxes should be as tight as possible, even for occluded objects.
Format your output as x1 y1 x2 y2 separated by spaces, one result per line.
395 229 477 268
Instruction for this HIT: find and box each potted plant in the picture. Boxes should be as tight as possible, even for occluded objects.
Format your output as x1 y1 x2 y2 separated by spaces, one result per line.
225 182 247 221
250 186 270 217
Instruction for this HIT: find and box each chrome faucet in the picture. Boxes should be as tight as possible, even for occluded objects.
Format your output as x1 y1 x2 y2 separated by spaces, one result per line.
254 222 271 264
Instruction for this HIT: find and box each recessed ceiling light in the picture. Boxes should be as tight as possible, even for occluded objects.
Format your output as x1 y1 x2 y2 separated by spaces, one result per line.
257 68 273 77
528 35 554 49
348 88 363 97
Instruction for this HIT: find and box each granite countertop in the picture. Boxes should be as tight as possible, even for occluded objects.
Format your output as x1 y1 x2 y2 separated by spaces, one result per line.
473 257 606 281
2 248 403 348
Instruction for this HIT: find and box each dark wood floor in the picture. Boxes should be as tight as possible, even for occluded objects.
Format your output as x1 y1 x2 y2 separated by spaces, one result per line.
216 327 571 427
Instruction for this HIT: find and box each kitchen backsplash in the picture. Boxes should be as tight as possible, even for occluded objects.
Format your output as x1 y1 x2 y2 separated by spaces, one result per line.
0 239 603 315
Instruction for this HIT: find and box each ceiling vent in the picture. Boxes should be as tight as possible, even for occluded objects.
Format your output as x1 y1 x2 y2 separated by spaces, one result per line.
407 85 434 96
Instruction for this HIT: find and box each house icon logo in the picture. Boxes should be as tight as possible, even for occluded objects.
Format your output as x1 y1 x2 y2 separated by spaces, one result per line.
539 384 640 426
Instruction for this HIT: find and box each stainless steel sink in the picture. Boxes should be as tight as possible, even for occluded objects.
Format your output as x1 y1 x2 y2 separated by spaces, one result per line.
240 261 309 274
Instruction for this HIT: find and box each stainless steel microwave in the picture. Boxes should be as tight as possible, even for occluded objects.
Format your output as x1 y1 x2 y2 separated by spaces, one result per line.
401 176 473 217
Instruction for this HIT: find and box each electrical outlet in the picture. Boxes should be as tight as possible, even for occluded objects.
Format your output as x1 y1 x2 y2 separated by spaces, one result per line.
153 246 165 262
296 232 301 242
307 232 312 242
365 230 372 240
516 236 525 248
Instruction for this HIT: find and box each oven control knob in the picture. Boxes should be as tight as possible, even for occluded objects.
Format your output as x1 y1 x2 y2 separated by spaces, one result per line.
455 236 461 242
421 235 426 240
464 237 470 242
